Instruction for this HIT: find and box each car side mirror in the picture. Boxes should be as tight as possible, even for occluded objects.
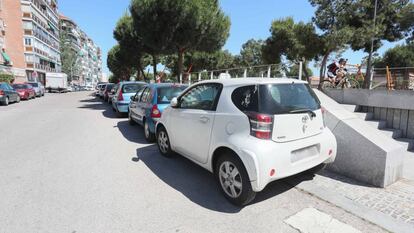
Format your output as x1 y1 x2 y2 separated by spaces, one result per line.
171 97 178 108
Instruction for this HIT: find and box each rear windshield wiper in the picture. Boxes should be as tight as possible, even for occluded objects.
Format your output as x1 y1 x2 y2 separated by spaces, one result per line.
289 108 316 117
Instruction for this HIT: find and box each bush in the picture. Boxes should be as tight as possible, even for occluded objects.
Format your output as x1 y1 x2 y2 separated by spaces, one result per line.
0 73 14 83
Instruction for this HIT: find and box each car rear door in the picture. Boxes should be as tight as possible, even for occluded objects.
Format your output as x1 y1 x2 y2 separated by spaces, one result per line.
131 86 147 123
168 83 222 164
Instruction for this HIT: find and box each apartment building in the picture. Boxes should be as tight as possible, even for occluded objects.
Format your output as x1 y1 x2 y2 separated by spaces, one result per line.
21 0 61 85
60 14 102 86
0 0 27 82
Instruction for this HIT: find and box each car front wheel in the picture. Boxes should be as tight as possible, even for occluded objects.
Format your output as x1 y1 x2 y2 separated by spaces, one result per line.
215 153 256 206
144 120 155 142
157 127 174 157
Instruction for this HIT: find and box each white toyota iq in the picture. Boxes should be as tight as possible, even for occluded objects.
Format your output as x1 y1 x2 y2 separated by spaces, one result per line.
155 78 337 206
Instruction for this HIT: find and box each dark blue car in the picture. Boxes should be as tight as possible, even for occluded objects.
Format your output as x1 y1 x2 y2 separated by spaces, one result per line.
128 83 188 142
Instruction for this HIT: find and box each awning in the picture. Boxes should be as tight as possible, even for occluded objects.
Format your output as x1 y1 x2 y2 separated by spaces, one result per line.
1 52 11 63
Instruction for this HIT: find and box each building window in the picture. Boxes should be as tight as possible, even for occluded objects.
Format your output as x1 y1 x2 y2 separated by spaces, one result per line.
25 38 32 46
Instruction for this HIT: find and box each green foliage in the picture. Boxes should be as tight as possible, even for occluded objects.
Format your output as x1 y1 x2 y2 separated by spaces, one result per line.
0 73 14 83
59 30 80 82
236 39 265 67
107 45 133 80
286 64 313 77
130 0 231 78
373 42 414 67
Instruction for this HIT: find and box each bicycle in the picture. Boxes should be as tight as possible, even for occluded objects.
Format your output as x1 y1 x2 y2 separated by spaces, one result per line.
321 68 361 89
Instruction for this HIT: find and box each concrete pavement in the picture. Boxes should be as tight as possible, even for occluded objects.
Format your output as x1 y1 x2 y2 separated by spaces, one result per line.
0 92 387 233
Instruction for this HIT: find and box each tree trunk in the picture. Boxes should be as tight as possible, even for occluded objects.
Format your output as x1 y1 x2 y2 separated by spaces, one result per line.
364 51 374 89
138 65 147 82
177 48 185 82
152 54 157 82
317 53 330 90
302 61 310 84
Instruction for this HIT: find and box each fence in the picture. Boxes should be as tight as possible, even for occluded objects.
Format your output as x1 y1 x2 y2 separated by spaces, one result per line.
371 67 414 90
178 63 303 85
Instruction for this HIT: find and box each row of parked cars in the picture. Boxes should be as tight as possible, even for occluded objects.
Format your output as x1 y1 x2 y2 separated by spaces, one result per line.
0 81 45 106
95 78 337 206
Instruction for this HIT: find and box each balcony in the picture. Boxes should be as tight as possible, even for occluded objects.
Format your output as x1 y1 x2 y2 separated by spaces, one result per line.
34 63 56 72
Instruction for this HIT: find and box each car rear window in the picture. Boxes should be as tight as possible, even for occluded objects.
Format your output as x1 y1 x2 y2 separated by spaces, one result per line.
232 83 320 115
122 83 143 93
157 86 187 104
28 83 38 87
13 84 28 89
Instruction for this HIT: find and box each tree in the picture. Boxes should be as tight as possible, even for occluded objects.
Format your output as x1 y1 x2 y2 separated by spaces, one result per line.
286 64 313 77
60 30 80 83
237 39 265 67
113 14 150 81
310 0 414 88
373 42 414 67
262 17 323 82
107 45 133 81
130 0 231 80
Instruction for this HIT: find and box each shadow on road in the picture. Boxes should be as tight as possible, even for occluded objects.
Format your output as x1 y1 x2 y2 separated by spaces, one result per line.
116 120 152 145
78 97 121 119
133 144 306 213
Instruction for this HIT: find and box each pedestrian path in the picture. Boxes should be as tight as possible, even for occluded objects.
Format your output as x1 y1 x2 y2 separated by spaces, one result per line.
289 170 414 233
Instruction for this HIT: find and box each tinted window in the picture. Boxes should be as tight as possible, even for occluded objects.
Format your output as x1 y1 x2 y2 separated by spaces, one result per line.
12 84 29 89
157 86 187 104
259 84 320 114
122 83 143 93
231 85 259 112
179 83 222 110
28 83 38 87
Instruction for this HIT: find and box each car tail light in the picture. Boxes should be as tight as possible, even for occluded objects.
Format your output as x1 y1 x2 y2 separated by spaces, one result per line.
321 106 327 127
151 104 161 118
0 90 4 96
246 112 273 140
118 90 123 101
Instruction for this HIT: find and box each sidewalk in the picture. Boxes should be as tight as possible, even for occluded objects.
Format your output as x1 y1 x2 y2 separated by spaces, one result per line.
287 169 414 233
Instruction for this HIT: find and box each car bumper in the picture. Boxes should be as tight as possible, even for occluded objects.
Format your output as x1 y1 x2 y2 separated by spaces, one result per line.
236 128 337 192
115 102 130 113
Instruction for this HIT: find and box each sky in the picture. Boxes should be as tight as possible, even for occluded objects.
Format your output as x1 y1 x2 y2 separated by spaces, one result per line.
58 0 404 75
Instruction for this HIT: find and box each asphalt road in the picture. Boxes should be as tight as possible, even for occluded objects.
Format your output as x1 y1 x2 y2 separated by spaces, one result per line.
0 92 387 233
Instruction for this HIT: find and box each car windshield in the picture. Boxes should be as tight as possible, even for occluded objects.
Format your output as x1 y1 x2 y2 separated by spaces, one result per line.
157 86 187 104
13 84 28 89
122 83 144 93
28 83 38 87
259 83 320 114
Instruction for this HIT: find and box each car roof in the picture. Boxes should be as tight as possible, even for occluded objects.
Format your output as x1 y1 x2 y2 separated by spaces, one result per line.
196 77 307 87
119 81 146 85
147 83 188 88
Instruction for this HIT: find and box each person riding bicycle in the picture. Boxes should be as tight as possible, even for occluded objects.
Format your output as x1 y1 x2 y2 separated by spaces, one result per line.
327 58 348 85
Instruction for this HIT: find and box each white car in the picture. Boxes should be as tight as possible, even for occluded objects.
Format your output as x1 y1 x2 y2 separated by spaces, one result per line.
155 78 337 206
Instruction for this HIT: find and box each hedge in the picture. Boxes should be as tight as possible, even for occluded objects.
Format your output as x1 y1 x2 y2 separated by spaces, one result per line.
0 73 14 83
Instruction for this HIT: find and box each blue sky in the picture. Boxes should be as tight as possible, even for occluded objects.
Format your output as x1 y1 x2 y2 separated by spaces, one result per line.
59 0 403 75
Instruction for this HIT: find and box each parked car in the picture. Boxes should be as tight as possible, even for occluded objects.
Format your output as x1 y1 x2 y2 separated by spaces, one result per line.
112 81 146 117
103 83 114 102
155 78 337 206
128 83 188 142
95 84 104 96
98 84 107 98
12 83 36 100
0 82 20 106
107 84 119 104
26 82 45 97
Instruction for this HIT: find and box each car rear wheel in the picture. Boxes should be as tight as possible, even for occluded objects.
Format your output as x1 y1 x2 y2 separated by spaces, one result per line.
16 96 20 103
2 97 9 106
215 153 256 206
144 120 155 142
157 127 174 157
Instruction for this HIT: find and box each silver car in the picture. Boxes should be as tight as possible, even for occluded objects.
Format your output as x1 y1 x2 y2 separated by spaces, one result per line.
27 82 45 97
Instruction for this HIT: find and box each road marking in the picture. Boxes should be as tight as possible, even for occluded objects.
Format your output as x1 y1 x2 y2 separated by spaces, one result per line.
284 208 361 233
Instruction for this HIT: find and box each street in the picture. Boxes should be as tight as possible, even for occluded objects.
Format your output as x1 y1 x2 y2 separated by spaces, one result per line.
0 92 386 233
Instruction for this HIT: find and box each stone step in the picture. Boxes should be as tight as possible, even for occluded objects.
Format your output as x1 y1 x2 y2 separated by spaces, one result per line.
341 104 358 113
379 128 403 139
366 120 387 129
353 112 374 121
395 138 414 152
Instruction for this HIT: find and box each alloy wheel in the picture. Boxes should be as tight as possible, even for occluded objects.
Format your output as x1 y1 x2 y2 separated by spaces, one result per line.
219 161 242 198
158 131 169 154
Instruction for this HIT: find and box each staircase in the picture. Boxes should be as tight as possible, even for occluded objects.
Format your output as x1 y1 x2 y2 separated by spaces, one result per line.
342 104 414 180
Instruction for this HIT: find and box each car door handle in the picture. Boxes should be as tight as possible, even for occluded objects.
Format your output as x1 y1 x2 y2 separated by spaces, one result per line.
199 116 210 123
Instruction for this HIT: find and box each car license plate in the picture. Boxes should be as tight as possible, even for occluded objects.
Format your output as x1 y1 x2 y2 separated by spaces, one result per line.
291 145 319 163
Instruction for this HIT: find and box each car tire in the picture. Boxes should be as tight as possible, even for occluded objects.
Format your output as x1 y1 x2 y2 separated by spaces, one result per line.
215 153 256 206
144 120 155 142
128 111 136 125
157 126 174 157
16 96 20 103
2 97 9 106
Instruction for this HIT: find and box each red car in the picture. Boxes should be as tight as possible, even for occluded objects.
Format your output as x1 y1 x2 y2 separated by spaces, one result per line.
12 83 36 100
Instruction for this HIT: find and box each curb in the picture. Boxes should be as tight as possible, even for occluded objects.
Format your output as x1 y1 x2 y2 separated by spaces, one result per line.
287 177 414 233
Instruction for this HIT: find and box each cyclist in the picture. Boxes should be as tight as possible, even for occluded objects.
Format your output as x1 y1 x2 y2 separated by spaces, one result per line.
327 58 348 85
